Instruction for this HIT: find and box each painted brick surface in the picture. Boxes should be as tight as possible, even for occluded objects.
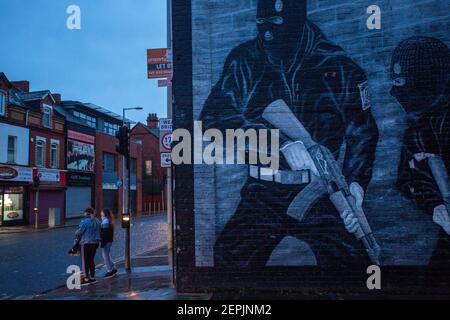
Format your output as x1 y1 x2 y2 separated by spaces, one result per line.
173 0 450 293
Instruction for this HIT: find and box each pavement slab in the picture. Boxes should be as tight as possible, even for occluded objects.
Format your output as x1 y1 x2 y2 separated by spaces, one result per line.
32 247 210 301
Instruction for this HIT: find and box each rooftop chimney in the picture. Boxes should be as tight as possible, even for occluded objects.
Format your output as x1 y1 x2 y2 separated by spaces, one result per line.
52 93 62 104
147 113 159 129
11 81 30 93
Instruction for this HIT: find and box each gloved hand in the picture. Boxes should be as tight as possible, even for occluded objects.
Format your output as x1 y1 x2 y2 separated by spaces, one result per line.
341 182 365 235
281 141 319 175
433 205 450 235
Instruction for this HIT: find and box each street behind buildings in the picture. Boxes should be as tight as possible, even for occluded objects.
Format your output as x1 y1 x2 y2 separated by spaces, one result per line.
0 214 167 299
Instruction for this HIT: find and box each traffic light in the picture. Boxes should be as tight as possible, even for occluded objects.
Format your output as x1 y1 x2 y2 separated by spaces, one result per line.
122 212 131 229
115 126 130 157
33 175 40 189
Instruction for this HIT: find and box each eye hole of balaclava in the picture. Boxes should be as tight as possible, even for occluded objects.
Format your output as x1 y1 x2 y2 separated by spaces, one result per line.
391 63 406 87
256 0 307 46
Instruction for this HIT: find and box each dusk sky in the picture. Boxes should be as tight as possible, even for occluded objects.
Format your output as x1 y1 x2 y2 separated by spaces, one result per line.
0 0 168 122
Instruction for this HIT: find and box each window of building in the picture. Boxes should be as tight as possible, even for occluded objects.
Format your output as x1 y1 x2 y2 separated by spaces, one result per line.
103 152 117 173
130 158 137 175
0 187 25 225
104 121 119 136
145 160 153 176
43 105 52 128
73 111 97 129
7 136 17 164
0 91 5 116
36 139 45 167
50 142 59 168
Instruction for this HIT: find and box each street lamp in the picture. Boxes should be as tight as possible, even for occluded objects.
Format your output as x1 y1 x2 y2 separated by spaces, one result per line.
122 107 143 126
121 107 143 272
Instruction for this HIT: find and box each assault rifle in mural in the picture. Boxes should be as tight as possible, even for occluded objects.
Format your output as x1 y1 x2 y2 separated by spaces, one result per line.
263 100 381 265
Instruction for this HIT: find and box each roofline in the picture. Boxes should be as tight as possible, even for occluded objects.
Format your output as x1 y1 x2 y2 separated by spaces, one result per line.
0 72 12 88
62 100 134 124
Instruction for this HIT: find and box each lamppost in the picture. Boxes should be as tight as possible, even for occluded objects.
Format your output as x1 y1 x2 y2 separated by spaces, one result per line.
121 107 143 272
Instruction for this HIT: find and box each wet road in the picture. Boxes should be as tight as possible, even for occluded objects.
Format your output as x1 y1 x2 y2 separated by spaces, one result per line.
0 214 167 299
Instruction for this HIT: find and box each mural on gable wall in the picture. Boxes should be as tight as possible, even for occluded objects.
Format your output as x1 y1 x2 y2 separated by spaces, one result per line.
191 0 449 285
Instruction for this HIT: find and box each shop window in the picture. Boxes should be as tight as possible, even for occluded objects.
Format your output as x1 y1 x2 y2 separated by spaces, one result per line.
36 139 45 167
1 187 25 224
0 91 5 116
7 136 17 164
51 142 59 168
43 105 52 128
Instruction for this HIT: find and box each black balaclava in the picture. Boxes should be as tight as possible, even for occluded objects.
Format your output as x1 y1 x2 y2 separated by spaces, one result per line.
390 37 450 115
257 0 307 67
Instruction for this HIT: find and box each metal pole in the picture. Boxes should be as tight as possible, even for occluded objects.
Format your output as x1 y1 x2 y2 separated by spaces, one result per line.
123 111 131 272
167 0 175 287
125 152 131 272
35 188 39 229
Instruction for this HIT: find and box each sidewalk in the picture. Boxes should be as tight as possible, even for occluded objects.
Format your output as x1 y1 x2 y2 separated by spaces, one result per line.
0 221 78 235
32 246 210 300
0 213 163 235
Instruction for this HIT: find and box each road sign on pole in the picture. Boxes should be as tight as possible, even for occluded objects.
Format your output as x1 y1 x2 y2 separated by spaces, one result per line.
158 79 172 87
161 153 172 168
159 118 173 153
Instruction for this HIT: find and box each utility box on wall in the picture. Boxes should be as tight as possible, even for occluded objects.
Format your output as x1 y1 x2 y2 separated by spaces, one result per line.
173 0 450 295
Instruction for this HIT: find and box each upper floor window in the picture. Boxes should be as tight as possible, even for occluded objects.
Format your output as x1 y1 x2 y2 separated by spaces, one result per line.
7 136 17 164
73 111 97 129
36 139 46 167
103 152 117 173
50 141 59 168
43 105 52 128
104 121 119 136
145 160 153 176
130 158 137 176
0 91 6 116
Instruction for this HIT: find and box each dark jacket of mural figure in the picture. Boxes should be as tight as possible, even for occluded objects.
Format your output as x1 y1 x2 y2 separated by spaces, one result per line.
200 0 379 271
394 37 450 284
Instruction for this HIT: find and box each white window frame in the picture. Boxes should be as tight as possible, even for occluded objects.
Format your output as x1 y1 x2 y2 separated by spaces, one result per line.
43 105 53 128
0 90 6 116
36 137 46 168
7 136 17 164
50 140 59 168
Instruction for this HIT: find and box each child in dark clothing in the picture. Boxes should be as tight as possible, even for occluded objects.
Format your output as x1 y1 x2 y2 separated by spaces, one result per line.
101 209 117 278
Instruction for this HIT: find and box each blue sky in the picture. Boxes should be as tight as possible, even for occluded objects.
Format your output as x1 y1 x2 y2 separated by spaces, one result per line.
0 0 168 122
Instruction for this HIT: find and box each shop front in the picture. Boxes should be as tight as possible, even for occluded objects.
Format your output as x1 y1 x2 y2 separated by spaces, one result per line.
30 168 67 227
66 172 95 219
66 129 96 219
0 165 33 227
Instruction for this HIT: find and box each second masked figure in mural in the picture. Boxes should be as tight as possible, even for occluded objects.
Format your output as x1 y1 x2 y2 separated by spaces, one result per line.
200 0 379 271
394 37 450 283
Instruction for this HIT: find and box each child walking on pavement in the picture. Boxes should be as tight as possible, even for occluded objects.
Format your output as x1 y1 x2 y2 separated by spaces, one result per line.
101 209 118 278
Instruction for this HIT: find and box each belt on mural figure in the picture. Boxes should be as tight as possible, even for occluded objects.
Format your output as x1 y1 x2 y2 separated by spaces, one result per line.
248 142 347 223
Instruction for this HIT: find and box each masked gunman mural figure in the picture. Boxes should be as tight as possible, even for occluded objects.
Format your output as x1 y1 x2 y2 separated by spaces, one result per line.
200 0 380 272
394 37 450 287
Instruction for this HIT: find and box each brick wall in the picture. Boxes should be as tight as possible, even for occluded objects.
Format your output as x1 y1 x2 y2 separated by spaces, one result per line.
174 0 450 293
131 124 166 213
94 132 143 215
